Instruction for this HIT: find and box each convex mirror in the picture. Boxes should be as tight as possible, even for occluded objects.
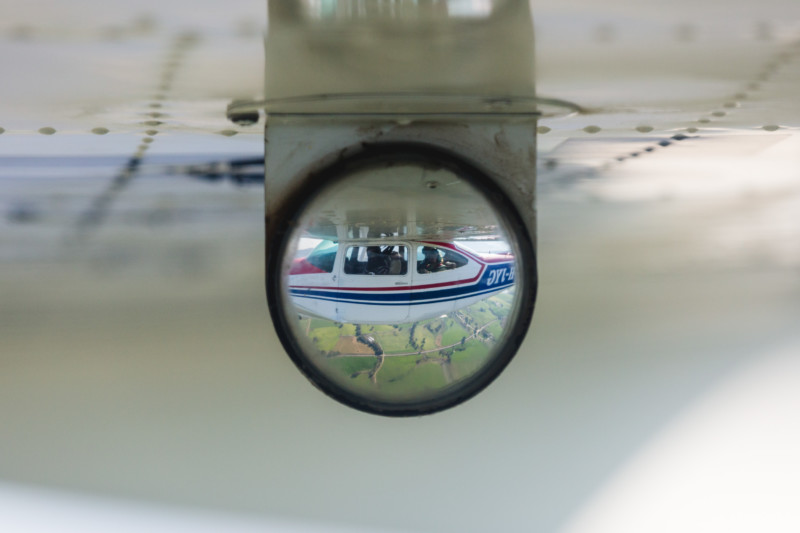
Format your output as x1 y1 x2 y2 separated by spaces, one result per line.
267 144 536 416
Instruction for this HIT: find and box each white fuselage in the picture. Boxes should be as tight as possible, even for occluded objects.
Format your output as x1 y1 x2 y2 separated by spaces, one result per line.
288 241 515 324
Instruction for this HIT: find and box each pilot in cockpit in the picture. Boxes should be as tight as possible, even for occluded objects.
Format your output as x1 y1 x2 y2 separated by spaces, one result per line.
366 246 388 274
418 246 453 274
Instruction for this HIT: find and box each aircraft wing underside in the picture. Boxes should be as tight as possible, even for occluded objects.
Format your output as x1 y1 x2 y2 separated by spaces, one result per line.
2 1 800 532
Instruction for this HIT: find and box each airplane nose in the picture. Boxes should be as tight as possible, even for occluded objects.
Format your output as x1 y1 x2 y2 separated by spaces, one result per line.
266 143 537 416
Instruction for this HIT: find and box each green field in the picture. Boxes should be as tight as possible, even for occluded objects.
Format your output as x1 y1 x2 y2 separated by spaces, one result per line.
308 325 341 352
320 339 493 402
413 328 437 351
310 318 336 329
329 356 378 377
486 321 505 339
339 323 357 336
376 329 414 354
377 356 420 383
450 341 491 378
441 323 469 347
302 289 516 398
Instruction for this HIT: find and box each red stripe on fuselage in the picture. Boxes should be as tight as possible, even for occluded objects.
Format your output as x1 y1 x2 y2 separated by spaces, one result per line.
294 264 487 292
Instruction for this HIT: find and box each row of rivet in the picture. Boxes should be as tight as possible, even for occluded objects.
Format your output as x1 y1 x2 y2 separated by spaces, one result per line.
73 32 199 236
0 126 258 135
538 36 798 172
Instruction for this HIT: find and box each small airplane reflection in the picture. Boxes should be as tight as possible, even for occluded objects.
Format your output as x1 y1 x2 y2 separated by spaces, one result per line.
288 239 515 324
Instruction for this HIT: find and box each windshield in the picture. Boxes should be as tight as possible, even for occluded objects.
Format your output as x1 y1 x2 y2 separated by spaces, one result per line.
306 240 338 273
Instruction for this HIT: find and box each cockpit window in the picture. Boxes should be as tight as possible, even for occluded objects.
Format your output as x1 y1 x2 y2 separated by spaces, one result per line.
417 245 468 274
344 245 408 275
305 239 338 273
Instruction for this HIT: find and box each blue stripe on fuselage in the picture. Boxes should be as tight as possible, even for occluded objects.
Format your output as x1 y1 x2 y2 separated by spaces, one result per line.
290 283 513 306
289 263 514 306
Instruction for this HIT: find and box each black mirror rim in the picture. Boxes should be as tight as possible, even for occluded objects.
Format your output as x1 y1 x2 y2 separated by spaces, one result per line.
266 141 537 417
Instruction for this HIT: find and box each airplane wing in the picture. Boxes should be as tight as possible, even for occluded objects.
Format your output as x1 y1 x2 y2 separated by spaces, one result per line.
300 164 507 241
2 1 800 532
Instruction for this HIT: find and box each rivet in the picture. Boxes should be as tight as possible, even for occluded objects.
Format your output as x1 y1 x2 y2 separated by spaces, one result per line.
219 130 238 137
145 129 158 136
143 120 162 127
686 127 698 133
635 125 653 133
762 124 780 131
698 118 711 124
711 111 726 117
142 137 154 143
536 125 551 134
0 127 5 134
583 125 601 134
91 127 109 135
723 101 739 108
38 127 56 135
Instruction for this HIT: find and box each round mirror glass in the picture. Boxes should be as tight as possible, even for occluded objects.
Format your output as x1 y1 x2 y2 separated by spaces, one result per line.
268 145 535 415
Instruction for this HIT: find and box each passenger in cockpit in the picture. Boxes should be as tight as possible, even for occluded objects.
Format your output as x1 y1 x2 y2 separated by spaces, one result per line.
366 246 390 275
384 246 406 275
